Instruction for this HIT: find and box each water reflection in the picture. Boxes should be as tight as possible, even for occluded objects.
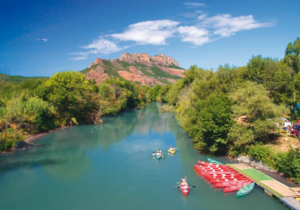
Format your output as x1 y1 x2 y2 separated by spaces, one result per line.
0 103 172 180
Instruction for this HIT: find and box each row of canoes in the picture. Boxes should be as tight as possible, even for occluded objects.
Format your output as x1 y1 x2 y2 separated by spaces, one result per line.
195 159 254 197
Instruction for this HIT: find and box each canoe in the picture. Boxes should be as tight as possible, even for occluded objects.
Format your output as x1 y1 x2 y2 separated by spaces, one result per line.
207 157 224 165
210 177 249 184
197 161 227 167
223 182 252 192
180 182 190 196
215 180 251 188
168 149 175 154
237 182 255 197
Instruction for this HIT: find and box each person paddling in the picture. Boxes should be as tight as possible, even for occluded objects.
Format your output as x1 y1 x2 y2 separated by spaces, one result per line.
169 146 175 152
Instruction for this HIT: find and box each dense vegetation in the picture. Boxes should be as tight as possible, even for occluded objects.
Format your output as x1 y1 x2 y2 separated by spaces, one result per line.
150 38 300 182
0 72 148 151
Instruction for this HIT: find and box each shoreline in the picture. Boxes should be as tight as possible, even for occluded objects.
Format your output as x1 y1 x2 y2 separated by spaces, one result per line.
0 126 72 156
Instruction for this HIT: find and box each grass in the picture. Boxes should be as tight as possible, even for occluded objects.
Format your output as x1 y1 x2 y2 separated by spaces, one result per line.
242 168 274 181
150 65 181 80
167 64 186 70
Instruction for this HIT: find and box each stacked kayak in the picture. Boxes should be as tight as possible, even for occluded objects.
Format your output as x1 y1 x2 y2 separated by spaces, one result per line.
194 160 253 193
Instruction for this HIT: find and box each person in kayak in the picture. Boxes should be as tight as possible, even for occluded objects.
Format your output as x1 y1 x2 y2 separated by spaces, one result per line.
181 177 186 183
182 183 189 191
169 146 175 152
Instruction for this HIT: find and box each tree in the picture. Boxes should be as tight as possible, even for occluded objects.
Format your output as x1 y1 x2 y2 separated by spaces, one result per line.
177 93 233 154
284 37 300 75
228 81 288 144
39 71 97 125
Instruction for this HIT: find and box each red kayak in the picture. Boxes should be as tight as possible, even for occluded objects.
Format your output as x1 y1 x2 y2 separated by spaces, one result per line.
223 181 253 192
180 182 190 196
206 174 241 180
215 180 251 188
210 177 249 184
197 161 229 168
206 172 240 177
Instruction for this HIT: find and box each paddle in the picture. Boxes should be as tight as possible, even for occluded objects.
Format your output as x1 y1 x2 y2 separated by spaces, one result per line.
175 185 196 188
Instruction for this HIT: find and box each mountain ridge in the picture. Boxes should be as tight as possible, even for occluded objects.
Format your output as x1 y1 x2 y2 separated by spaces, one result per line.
81 53 185 85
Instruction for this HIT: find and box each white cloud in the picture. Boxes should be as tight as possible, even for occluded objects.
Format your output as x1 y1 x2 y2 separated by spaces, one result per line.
82 38 123 54
111 20 180 45
198 14 274 37
70 38 127 60
185 2 205 8
70 13 275 59
70 56 87 61
178 26 210 45
37 38 48 42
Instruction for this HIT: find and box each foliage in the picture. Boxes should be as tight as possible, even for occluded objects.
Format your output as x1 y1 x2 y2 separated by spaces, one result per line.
228 81 287 144
38 71 97 125
0 72 148 151
284 37 300 75
177 93 233 154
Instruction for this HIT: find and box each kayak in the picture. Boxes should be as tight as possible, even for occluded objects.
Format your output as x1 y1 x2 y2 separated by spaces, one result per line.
168 149 175 154
210 177 249 184
237 182 255 197
223 181 252 192
207 158 224 165
197 161 227 168
180 182 190 196
215 180 251 188
153 152 163 159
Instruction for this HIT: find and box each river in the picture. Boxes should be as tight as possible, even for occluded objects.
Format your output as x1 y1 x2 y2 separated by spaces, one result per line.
0 103 288 209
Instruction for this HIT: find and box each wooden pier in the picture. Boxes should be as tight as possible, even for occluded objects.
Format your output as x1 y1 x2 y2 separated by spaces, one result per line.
228 164 300 210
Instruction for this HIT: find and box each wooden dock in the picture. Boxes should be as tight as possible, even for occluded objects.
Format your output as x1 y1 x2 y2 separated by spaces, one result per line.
228 164 300 210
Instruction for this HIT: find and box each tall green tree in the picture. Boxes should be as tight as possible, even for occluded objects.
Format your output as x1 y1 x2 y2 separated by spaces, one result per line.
39 71 97 125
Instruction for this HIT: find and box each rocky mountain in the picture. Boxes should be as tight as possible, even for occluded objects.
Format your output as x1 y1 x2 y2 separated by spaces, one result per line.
81 53 185 85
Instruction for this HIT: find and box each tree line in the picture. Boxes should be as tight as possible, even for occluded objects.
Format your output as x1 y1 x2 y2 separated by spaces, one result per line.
0 72 149 151
149 38 300 182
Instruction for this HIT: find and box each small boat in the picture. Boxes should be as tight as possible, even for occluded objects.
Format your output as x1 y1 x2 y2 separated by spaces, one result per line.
153 152 164 159
207 157 224 165
237 182 255 197
215 180 251 188
180 182 190 196
223 181 252 192
168 149 175 154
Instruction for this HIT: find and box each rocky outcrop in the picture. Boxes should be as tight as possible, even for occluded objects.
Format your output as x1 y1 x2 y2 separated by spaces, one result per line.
128 66 143 75
83 54 185 85
119 53 180 67
120 53 151 65
151 54 179 67
118 71 163 85
86 65 109 84
89 58 103 67
158 66 185 77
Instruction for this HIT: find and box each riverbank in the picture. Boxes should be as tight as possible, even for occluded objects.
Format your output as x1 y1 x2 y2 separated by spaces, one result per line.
0 126 72 156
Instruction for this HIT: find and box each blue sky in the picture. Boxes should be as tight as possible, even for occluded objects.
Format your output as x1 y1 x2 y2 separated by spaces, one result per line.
1 0 299 77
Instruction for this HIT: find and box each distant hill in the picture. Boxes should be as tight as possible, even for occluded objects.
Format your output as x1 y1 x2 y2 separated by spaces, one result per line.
0 73 48 83
80 53 185 85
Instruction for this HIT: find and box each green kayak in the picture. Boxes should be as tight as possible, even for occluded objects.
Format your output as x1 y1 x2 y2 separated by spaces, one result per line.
237 182 254 197
207 157 224 165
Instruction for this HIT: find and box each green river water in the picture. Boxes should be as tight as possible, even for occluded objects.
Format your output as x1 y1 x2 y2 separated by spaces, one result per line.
0 103 288 210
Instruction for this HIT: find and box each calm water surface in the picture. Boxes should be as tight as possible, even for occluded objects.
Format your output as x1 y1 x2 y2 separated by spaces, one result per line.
0 103 288 210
